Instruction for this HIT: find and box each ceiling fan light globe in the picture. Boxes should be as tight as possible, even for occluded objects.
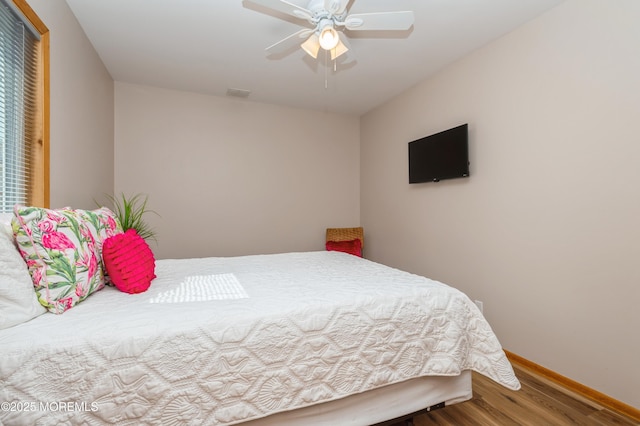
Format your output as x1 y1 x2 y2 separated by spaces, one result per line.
330 39 348 60
319 27 339 50
301 33 321 58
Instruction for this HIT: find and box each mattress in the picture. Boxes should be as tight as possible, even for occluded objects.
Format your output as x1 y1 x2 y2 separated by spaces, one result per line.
0 251 520 425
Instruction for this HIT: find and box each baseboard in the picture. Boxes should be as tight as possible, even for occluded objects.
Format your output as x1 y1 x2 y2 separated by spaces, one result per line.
504 349 640 422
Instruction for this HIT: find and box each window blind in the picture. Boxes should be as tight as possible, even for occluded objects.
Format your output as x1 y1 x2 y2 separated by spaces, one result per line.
0 0 40 212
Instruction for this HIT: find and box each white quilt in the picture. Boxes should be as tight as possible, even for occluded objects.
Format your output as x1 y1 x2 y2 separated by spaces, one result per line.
0 251 520 425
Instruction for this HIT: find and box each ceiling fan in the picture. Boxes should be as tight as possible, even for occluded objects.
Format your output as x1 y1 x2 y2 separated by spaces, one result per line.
247 0 415 60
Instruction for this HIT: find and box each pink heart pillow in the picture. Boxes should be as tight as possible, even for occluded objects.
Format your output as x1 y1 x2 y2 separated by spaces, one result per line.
326 239 362 257
102 229 156 294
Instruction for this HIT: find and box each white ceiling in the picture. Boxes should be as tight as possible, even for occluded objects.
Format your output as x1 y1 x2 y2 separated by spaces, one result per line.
64 0 564 116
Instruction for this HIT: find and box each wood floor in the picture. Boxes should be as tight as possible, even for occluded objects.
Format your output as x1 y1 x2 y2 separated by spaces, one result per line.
391 364 639 426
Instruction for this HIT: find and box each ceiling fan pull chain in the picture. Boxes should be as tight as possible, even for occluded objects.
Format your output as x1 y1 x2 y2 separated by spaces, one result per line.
325 50 329 89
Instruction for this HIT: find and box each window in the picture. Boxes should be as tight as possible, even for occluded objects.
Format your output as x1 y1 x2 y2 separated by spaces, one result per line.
0 0 48 212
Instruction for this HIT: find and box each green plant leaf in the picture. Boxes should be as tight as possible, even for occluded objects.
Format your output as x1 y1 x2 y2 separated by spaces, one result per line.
101 193 159 243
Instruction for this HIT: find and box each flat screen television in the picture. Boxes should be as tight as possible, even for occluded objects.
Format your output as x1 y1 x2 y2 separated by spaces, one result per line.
408 123 469 183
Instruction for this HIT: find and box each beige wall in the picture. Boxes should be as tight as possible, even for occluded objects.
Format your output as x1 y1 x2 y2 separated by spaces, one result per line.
114 82 360 259
361 0 640 408
28 0 114 210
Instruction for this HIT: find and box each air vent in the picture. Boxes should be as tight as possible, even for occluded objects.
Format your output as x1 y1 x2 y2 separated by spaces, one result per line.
226 88 251 98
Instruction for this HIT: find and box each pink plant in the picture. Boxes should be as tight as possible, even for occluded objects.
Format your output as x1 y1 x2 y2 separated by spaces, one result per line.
78 250 98 278
75 282 87 297
80 225 95 244
105 214 118 237
32 267 43 286
59 297 73 311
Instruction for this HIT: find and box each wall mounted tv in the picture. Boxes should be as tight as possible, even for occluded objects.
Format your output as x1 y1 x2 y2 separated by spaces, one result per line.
408 123 469 184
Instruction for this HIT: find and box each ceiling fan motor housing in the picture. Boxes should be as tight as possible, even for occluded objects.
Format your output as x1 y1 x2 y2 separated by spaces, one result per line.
325 0 344 14
308 0 347 20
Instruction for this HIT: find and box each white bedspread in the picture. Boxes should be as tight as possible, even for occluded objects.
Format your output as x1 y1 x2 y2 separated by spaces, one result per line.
0 251 520 425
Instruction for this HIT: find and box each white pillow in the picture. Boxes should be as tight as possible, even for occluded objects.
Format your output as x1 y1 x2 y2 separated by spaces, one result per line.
0 212 13 224
0 216 46 329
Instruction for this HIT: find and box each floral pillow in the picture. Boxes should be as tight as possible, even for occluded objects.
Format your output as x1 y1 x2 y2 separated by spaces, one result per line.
12 206 122 314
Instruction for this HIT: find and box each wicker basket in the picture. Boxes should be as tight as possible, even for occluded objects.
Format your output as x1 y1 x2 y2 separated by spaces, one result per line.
325 227 364 248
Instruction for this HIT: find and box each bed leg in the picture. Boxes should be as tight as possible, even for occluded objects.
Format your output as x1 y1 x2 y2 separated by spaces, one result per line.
404 419 414 426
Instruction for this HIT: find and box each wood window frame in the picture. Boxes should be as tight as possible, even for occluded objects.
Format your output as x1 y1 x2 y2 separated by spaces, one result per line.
10 0 49 208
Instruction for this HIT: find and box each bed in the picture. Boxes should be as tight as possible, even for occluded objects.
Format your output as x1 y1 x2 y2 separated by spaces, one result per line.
0 214 519 425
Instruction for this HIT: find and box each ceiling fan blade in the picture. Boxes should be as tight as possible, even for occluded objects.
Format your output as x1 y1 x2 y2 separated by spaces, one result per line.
344 11 415 31
246 0 313 21
301 33 320 59
324 0 349 15
266 28 314 53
